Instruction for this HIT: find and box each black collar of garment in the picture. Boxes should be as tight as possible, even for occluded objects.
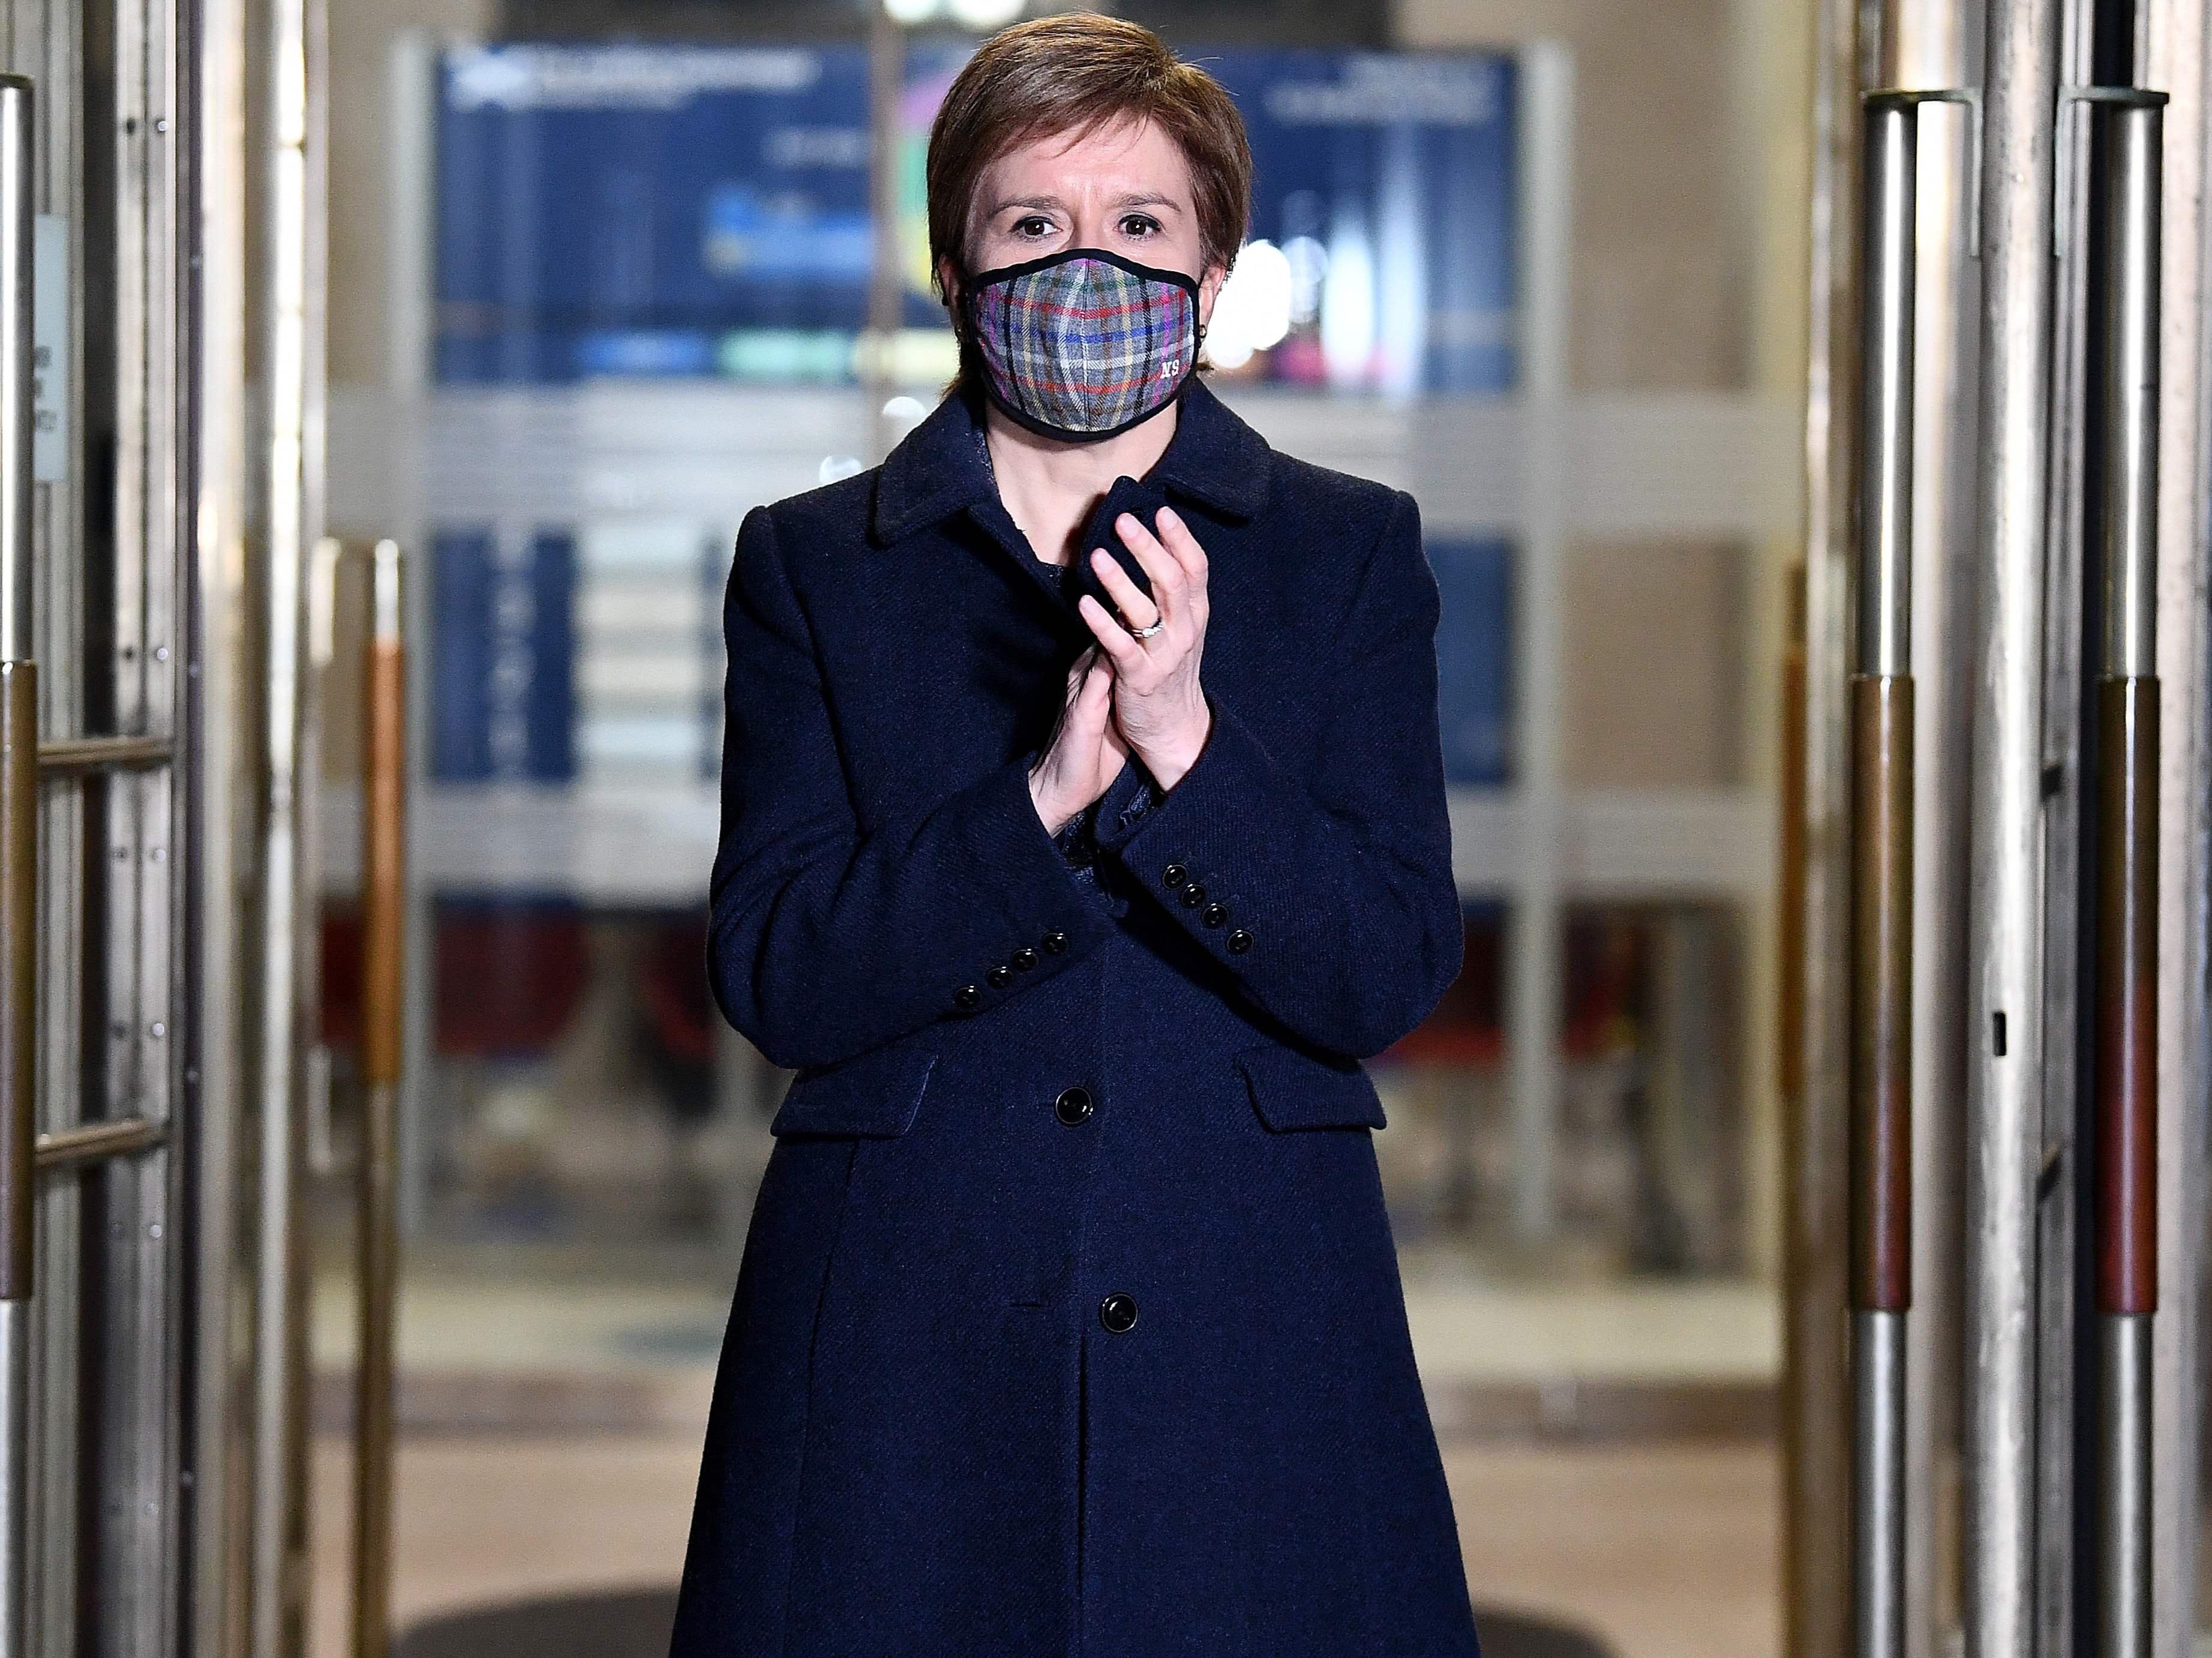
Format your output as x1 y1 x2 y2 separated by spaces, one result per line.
868 371 1274 548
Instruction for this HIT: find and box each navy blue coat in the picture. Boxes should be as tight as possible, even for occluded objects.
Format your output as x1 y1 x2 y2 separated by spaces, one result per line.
668 374 1483 1658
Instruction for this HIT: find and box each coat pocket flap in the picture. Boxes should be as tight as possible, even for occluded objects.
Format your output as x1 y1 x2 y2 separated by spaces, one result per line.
1233 1043 1388 1132
770 1044 940 1138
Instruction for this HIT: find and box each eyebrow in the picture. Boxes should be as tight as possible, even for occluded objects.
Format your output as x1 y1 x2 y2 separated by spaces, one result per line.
985 191 1185 217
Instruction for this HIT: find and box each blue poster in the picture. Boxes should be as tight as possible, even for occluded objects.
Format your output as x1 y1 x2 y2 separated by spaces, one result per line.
429 526 577 782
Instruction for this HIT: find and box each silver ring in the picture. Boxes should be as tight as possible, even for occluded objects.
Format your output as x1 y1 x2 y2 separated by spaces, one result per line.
1128 619 1165 638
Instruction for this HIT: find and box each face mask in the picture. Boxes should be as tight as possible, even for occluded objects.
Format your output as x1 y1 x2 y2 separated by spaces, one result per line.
961 247 1203 443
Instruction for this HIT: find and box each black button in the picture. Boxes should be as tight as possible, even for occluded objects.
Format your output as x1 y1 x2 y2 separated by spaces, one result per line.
1200 902 1227 928
1099 1292 1138 1333
1179 882 1205 908
1161 862 1188 888
1054 1085 1094 1126
1226 928 1253 954
1012 947 1038 971
1042 929 1069 955
987 963 1012 987
955 983 981 1008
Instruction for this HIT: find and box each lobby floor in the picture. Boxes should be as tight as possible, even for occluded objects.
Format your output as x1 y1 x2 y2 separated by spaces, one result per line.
308 1433 1780 1658
302 1248 1785 1657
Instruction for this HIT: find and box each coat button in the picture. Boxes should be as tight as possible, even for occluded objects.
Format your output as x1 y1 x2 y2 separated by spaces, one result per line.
1042 929 1069 954
1226 927 1253 954
1099 1292 1138 1333
987 963 1012 987
955 983 981 1008
1012 947 1038 971
1054 1085 1094 1126
1161 862 1188 888
1179 882 1205 907
1200 902 1227 928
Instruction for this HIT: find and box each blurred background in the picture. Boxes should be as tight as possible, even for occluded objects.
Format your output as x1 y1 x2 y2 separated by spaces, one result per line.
308 3 1803 1654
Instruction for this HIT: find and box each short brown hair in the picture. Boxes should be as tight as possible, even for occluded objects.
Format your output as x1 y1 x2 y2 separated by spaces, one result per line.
925 14 1253 395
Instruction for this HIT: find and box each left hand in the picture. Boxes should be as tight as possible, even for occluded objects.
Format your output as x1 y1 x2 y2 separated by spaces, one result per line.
1075 503 1214 791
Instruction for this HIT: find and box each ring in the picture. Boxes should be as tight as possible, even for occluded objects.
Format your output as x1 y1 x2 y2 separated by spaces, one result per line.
1128 619 1165 638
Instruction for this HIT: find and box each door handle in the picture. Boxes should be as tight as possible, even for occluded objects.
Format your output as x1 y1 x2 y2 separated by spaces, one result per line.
1849 85 1975 1658
352 539 406 1658
305 534 341 1179
2074 83 2165 1658
0 71 32 1658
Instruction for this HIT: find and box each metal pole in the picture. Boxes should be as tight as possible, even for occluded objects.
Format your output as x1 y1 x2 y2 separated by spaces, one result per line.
0 75 29 1658
2080 86 2165 1658
1850 94 1919 1658
252 0 317 1643
1787 4 1865 1649
1964 0 2061 1648
1506 40 1574 1252
1848 88 1979 1658
352 541 406 1658
2137 1 2209 1650
1849 88 1960 1658
865 5 903 464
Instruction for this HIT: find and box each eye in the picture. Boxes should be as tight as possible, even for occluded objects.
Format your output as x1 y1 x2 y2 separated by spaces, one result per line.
1012 214 1054 239
1119 212 1162 239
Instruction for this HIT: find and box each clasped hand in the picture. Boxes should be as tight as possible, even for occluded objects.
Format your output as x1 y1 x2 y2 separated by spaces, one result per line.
1027 503 1213 837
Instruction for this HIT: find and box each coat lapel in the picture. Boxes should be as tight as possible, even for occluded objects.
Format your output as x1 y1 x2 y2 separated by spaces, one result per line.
868 374 1275 574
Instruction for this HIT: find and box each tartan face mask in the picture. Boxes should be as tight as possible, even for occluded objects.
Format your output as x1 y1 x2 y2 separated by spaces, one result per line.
962 247 1203 443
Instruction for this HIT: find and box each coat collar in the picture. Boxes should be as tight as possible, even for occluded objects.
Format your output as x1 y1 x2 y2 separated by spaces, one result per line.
868 373 1273 547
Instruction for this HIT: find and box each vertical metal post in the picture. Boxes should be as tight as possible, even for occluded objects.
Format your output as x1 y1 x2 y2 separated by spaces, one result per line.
865 5 904 465
252 0 319 1644
0 76 28 1658
2078 86 2165 1658
1851 94 1919 1658
1849 88 1977 1658
1507 40 1574 1251
1788 4 1865 1650
1850 88 1961 1658
352 541 406 1658
2137 2 2208 1651
1964 0 2062 1648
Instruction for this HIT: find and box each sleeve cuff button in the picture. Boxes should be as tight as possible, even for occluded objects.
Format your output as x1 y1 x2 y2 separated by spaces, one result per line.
1226 927 1253 954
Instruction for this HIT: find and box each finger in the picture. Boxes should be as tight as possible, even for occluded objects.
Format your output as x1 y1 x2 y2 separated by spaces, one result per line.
1151 504 1209 590
1076 592 1148 674
1066 654 1112 733
1089 547 1161 631
1113 512 1187 624
1152 507 1208 634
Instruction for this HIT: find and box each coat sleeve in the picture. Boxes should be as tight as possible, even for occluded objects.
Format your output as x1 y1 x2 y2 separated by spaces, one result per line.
706 502 1123 1072
1094 487 1465 1060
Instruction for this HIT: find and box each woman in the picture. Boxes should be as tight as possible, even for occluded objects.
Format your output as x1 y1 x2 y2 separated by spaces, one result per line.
668 16 1482 1657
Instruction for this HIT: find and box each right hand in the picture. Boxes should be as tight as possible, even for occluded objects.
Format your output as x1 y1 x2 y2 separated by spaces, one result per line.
1028 644 1130 837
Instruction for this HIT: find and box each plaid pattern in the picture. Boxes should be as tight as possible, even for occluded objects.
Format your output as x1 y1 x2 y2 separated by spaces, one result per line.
970 253 1197 435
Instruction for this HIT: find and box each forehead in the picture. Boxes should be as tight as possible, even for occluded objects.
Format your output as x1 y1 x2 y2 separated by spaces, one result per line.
974 115 1195 206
